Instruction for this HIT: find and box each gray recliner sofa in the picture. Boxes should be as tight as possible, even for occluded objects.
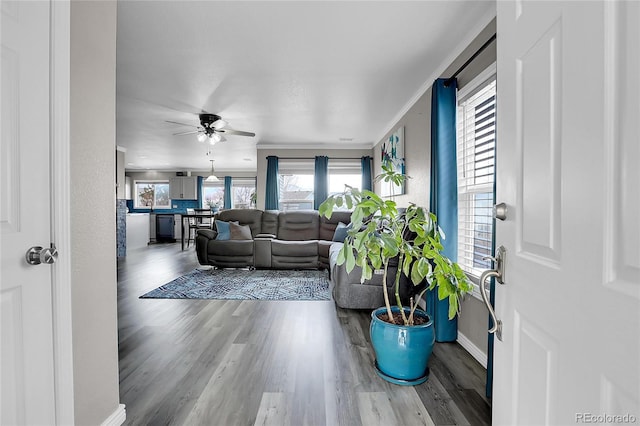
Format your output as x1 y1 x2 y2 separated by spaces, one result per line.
195 209 352 270
328 243 411 309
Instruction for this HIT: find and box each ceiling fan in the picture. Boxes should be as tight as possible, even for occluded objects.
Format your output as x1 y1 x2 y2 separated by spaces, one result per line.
167 113 255 145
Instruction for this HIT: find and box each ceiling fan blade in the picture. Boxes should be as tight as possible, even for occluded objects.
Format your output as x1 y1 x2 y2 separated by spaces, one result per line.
173 130 199 136
212 119 228 130
165 120 197 128
219 129 255 137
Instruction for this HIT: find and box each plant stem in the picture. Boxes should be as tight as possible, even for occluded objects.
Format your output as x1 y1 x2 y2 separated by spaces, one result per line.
395 252 408 325
382 260 395 324
409 288 429 320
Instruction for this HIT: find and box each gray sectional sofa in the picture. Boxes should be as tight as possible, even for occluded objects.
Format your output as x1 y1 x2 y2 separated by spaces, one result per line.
195 209 352 270
195 208 411 309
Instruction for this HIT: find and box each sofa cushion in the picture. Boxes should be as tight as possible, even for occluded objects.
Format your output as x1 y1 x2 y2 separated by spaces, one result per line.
332 222 352 242
215 220 231 240
271 240 318 257
319 211 352 241
229 222 252 240
261 210 279 235
217 209 263 237
207 239 254 256
277 210 319 241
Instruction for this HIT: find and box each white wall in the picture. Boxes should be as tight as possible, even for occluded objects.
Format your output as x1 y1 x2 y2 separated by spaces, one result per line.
70 1 122 424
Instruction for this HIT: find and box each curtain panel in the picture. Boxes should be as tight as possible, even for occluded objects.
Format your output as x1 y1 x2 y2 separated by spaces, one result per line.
427 78 459 343
197 176 204 208
361 156 373 192
313 156 329 209
223 176 232 209
265 156 279 210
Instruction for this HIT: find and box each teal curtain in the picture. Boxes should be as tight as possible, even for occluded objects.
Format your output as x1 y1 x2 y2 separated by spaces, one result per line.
224 176 232 209
361 156 372 191
427 78 459 343
314 156 329 209
265 156 279 210
197 176 204 208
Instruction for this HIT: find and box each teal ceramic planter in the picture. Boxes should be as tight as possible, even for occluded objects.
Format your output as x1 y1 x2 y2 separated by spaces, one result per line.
370 306 435 385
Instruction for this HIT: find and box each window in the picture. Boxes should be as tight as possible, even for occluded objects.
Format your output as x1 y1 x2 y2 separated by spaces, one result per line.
202 182 224 209
134 181 170 208
232 178 256 209
277 158 363 211
328 159 361 195
279 160 314 211
456 65 496 287
328 159 361 210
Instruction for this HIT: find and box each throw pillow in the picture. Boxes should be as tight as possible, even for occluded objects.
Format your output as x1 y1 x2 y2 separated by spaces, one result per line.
332 222 352 242
215 220 231 240
229 221 253 240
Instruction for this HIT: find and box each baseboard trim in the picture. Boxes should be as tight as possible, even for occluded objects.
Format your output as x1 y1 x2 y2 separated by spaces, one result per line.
101 404 126 426
457 331 488 369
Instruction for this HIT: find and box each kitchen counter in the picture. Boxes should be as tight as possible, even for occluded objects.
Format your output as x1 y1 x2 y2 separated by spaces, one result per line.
126 212 150 250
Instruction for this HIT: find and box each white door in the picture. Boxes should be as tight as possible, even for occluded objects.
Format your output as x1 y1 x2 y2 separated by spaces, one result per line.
1 1 57 424
493 1 640 424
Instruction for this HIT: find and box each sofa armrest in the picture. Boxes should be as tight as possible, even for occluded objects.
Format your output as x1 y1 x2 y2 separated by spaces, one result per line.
197 229 217 240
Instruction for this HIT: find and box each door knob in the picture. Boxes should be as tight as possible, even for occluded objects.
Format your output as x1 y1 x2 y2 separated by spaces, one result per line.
25 245 58 265
493 202 508 221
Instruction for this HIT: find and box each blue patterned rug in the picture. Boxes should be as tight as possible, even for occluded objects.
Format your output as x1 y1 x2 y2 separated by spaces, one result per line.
140 269 330 301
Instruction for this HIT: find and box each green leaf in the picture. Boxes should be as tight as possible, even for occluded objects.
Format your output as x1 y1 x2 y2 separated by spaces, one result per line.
336 244 347 265
410 262 423 286
345 196 353 210
402 255 412 278
335 197 343 207
448 294 458 320
346 246 356 272
362 265 373 281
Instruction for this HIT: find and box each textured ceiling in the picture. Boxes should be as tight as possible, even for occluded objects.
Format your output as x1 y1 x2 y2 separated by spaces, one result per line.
116 1 495 172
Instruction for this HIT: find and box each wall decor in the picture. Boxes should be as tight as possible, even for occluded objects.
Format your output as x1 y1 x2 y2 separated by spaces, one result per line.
380 126 405 196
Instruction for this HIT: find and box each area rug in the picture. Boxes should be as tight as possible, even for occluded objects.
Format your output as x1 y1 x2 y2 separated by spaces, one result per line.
140 269 330 301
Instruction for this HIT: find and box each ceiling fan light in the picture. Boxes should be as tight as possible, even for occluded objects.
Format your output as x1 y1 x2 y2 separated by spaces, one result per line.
210 132 222 143
197 133 206 142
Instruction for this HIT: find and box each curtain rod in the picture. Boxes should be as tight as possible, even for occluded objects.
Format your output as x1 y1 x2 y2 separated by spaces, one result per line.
270 157 367 160
444 33 496 88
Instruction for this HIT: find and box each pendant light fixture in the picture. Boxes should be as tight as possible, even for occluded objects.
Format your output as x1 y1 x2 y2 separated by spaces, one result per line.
205 159 219 182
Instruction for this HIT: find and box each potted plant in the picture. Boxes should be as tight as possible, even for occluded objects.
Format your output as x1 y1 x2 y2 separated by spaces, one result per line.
319 164 474 385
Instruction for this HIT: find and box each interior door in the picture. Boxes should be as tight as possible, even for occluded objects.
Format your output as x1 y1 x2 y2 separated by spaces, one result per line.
1 1 57 424
493 1 640 424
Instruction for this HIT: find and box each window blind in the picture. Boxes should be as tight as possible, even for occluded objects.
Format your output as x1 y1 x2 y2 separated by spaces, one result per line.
457 77 496 277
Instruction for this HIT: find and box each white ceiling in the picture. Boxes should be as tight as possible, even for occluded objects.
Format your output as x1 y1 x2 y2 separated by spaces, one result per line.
116 1 495 173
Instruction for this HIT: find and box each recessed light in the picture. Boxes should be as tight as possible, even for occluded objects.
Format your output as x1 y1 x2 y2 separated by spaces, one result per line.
243 158 252 161
339 137 354 141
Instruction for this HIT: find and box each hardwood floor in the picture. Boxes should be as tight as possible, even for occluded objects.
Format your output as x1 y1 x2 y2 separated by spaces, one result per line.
118 244 491 426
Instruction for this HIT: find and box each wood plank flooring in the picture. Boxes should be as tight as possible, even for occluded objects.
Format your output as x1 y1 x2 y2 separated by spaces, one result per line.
118 244 491 426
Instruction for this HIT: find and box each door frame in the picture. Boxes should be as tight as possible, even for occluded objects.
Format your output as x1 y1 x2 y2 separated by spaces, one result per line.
49 1 74 424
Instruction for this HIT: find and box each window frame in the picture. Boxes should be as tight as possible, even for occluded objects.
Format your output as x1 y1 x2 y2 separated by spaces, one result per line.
278 159 315 211
231 177 257 209
133 180 171 209
456 63 497 300
201 180 225 210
